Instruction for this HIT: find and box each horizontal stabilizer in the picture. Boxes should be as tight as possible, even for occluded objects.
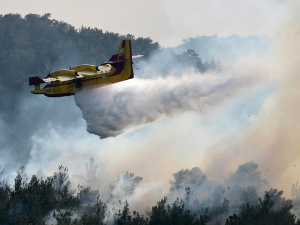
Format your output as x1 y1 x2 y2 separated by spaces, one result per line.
29 76 45 86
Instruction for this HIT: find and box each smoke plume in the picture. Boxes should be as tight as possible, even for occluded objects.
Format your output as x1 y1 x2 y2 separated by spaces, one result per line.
75 57 268 138
201 7 300 196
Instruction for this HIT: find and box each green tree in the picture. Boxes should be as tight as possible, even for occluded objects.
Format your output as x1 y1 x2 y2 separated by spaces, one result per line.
0 167 11 224
6 166 56 224
149 197 209 225
52 166 80 225
73 196 106 225
291 181 300 218
225 189 300 225
114 201 148 225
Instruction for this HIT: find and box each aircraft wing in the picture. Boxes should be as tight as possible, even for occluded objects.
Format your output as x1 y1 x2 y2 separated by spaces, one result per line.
29 70 84 86
29 77 59 86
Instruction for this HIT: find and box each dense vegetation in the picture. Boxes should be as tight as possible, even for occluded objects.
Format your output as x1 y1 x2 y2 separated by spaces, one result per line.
0 163 300 225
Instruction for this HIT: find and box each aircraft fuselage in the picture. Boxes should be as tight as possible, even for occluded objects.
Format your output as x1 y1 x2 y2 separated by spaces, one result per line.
29 40 134 97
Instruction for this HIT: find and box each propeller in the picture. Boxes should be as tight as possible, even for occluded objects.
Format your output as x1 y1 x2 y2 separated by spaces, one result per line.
132 55 144 59
45 64 50 78
66 59 72 70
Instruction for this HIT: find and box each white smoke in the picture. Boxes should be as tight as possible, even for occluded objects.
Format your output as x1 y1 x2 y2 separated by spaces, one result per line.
75 56 269 138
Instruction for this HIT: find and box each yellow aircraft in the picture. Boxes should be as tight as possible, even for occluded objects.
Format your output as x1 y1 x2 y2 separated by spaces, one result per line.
29 40 134 97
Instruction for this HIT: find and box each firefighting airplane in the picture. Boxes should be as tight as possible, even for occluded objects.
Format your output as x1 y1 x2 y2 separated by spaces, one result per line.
29 40 137 97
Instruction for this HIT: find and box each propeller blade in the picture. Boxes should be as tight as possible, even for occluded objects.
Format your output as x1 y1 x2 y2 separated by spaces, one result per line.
132 55 144 59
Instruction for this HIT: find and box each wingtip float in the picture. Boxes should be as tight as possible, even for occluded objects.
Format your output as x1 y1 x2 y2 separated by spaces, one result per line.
29 40 135 97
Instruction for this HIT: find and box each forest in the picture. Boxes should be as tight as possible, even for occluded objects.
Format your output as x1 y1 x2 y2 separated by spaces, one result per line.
1 160 300 225
0 13 299 225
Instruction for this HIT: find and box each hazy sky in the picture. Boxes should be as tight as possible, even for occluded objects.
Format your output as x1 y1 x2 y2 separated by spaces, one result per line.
1 0 293 46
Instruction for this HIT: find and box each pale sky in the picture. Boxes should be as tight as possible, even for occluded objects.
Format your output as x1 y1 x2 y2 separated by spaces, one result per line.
1 0 294 47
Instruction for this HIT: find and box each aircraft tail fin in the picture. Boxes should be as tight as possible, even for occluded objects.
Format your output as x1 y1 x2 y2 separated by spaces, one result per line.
118 39 133 71
101 40 134 79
